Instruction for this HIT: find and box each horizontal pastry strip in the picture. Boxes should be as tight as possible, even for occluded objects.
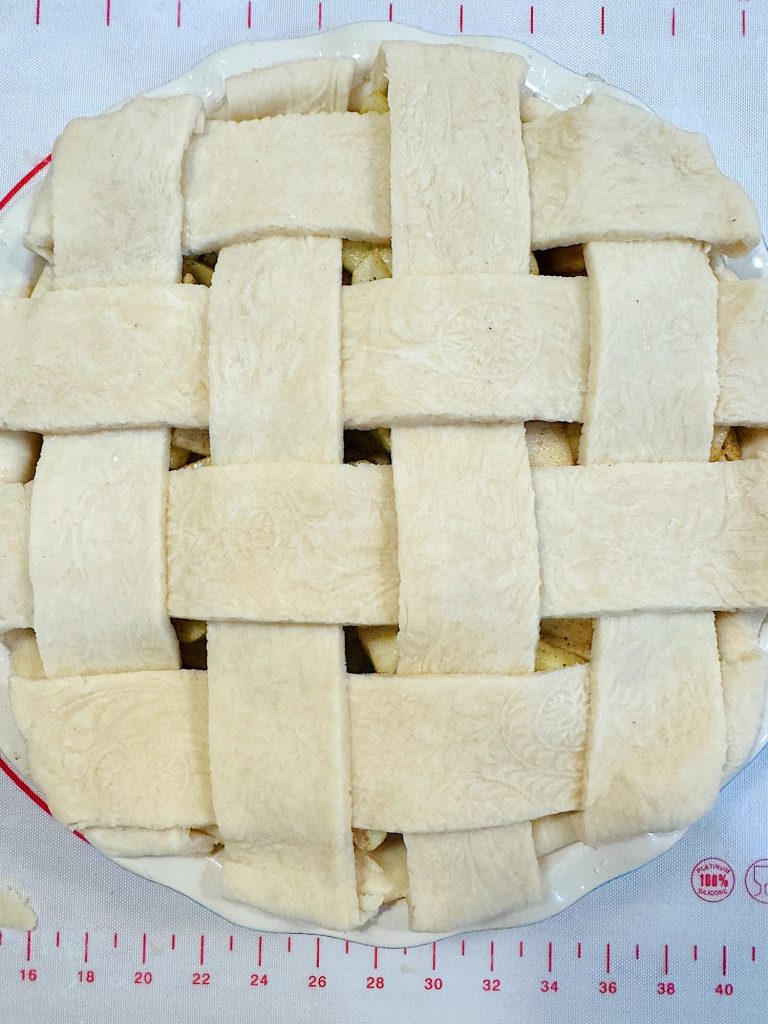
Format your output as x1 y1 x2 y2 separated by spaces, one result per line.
166 463 399 624
1 278 765 431
524 94 760 255
342 275 590 426
0 286 209 432
349 667 588 832
182 112 391 253
165 460 768 622
9 667 213 830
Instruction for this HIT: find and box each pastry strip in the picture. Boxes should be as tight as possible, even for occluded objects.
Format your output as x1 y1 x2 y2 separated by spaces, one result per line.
580 240 718 464
209 237 342 465
9 669 213 830
216 57 355 120
0 483 33 631
342 275 589 427
349 667 588 832
716 280 768 426
205 237 363 927
30 429 180 677
534 461 768 615
52 95 203 288
167 463 399 624
385 41 530 276
182 113 391 252
525 94 760 254
404 825 542 932
578 613 725 843
0 286 209 431
392 424 540 675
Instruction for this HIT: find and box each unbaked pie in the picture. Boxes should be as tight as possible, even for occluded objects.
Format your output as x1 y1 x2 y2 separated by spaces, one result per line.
1 40 768 933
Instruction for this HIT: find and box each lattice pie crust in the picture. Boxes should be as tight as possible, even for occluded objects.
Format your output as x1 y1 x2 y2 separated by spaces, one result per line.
2 43 767 933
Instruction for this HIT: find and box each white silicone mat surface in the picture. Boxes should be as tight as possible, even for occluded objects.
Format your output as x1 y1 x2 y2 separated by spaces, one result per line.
0 4 767 1022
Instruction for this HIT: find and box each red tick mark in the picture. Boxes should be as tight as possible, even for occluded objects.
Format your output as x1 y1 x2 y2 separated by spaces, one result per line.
84 932 89 964
374 946 379 970
388 2 393 21
576 942 582 959
105 0 110 25
228 935 234 953
741 9 746 35
317 1 322 30
529 5 534 33
199 935 205 967
246 0 251 28
112 933 118 949
287 936 292 953
519 940 524 958
671 7 676 35
490 941 495 973
605 943 611 975
722 945 728 977
431 942 437 971
176 0 181 28
547 941 553 973
55 932 61 949
257 936 263 966
459 4 463 32
460 940 465 956
663 944 668 975
35 0 40 25
752 946 757 963
26 931 31 962
635 944 640 961
141 933 147 965
693 944 698 961
315 937 321 968
600 5 605 33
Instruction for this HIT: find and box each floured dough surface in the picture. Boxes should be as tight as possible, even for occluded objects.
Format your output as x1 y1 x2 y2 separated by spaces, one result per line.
349 667 588 831
405 825 542 932
0 885 37 931
525 94 760 254
716 280 768 426
0 286 209 431
342 275 590 426
209 237 342 464
10 669 213 829
52 94 203 288
208 623 362 928
0 483 33 631
218 57 355 119
384 42 530 275
167 463 399 624
29 430 180 677
83 827 216 858
717 610 768 779
183 113 391 252
578 612 725 843
580 241 718 463
392 424 540 674
534 461 768 615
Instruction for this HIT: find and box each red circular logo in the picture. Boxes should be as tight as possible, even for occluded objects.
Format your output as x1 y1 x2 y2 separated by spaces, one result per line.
691 858 735 902
744 860 768 903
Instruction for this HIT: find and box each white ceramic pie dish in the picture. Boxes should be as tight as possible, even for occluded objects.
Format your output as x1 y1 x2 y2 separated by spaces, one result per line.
0 21 766 947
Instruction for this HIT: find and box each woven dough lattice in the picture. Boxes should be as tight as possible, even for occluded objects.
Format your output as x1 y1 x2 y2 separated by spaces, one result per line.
2 43 768 933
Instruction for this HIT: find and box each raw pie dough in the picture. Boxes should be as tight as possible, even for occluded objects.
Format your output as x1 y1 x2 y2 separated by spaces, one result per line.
1 39 767 936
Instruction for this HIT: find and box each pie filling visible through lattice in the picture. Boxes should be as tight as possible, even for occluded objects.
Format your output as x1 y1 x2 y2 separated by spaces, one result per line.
1 42 767 933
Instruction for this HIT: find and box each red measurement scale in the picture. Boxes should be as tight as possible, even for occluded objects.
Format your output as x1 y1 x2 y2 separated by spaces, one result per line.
0 927 763 1022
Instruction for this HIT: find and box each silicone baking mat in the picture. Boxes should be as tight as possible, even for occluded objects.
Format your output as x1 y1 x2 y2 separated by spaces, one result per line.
1 3 767 1021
